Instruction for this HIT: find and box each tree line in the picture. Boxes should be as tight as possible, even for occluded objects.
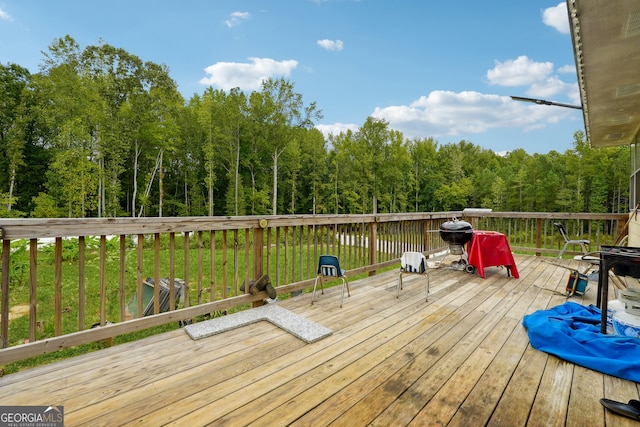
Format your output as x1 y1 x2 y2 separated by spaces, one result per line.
0 35 630 219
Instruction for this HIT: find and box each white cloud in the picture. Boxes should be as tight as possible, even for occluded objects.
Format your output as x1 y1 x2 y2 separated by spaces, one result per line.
526 75 576 100
542 2 569 34
319 88 580 144
487 56 553 87
0 8 12 21
373 91 510 137
487 55 578 101
199 57 298 91
317 39 344 51
320 52 580 144
558 64 576 74
316 122 358 138
367 90 577 140
225 11 250 27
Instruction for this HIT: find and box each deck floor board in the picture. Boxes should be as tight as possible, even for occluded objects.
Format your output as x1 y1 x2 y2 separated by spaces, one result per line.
1 254 636 426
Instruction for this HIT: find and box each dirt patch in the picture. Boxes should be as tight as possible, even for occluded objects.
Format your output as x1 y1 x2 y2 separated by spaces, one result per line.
9 304 30 321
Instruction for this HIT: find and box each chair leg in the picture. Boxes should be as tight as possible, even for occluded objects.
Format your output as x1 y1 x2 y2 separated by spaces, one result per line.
581 243 589 254
311 276 322 305
397 273 403 298
558 242 570 259
339 278 351 308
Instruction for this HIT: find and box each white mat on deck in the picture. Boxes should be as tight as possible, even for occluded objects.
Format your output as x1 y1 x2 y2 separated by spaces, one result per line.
184 304 332 344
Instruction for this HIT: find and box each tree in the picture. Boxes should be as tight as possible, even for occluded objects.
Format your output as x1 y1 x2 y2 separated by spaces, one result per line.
221 88 248 216
282 134 302 213
434 142 471 210
434 177 473 210
356 117 392 214
380 129 412 213
34 36 102 217
248 78 321 215
2 34 631 218
328 131 355 214
298 128 328 213
408 137 439 212
123 61 183 217
0 63 30 215
141 62 183 217
48 118 99 217
196 88 226 216
175 99 208 216
503 149 531 211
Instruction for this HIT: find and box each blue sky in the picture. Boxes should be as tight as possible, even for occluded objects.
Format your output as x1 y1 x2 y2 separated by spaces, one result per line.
0 1 582 154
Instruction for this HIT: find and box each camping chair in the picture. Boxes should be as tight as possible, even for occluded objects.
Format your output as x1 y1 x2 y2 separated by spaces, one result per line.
311 255 350 308
397 252 429 302
554 222 590 259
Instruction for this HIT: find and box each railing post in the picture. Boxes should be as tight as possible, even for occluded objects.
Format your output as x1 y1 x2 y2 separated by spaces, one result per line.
1 239 9 348
424 219 431 252
184 232 190 308
368 218 378 276
100 235 107 326
253 227 264 278
536 218 542 256
55 237 62 336
30 239 38 341
136 234 144 317
253 225 265 307
153 233 160 314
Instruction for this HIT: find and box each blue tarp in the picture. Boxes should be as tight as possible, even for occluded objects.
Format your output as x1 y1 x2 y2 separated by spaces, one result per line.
522 302 640 382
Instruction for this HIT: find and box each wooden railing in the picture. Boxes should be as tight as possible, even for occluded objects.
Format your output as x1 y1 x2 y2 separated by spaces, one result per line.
464 211 629 256
0 211 628 364
0 212 455 364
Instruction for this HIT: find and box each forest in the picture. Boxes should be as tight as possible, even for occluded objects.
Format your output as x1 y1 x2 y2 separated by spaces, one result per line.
0 35 631 219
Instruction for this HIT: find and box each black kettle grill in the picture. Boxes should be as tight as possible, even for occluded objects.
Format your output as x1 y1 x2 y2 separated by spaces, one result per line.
439 218 473 255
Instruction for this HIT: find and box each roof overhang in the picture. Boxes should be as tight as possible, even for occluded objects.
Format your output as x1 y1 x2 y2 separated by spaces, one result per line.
567 0 640 147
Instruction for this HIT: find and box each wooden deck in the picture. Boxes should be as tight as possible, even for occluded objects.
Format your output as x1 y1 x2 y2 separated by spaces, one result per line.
1 254 639 426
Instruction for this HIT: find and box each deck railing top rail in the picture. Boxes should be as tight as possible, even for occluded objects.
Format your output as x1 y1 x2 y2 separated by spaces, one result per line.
0 212 462 239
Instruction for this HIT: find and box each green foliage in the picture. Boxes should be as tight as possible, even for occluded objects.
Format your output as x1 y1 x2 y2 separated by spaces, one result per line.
434 177 474 210
31 193 62 218
0 192 26 218
6 241 28 288
0 37 630 218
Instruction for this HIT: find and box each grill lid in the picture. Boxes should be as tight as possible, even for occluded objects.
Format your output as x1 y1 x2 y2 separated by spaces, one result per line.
440 219 472 232
439 218 473 246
